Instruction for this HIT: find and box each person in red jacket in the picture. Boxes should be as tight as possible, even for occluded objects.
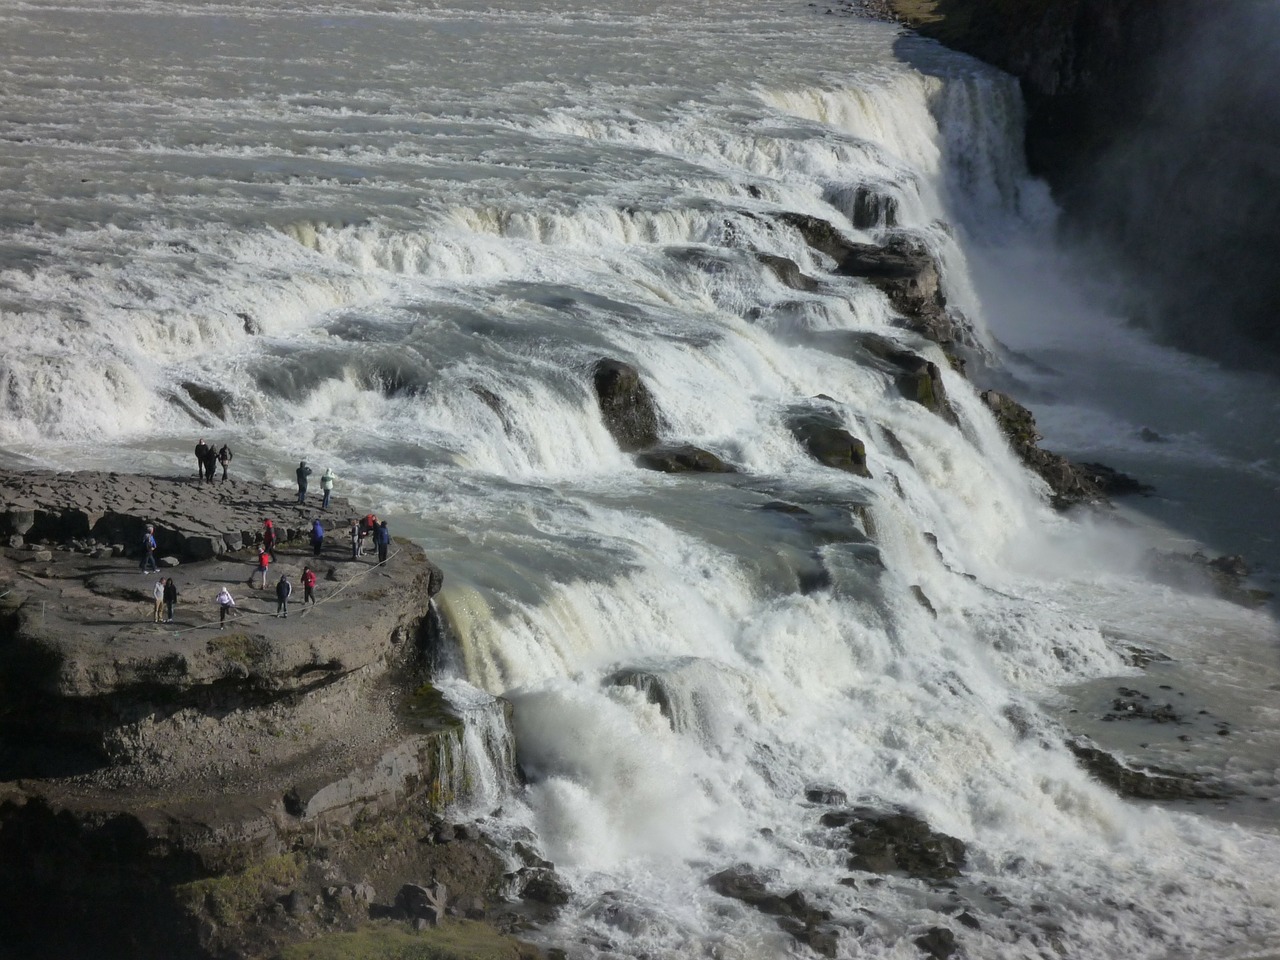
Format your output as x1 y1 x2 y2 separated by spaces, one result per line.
248 547 270 589
301 565 317 606
262 519 277 561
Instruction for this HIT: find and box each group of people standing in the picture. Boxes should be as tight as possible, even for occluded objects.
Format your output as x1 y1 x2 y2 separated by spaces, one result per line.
194 439 233 483
296 460 337 509
142 452 391 629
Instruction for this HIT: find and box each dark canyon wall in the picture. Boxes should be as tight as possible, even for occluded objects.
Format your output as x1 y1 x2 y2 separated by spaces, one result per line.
891 0 1280 368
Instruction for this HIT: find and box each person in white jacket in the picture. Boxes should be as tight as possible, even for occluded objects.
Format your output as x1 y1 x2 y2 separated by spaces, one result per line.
320 467 336 510
216 587 236 629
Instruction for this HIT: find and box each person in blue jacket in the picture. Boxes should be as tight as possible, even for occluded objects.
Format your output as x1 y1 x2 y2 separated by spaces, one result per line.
374 520 391 565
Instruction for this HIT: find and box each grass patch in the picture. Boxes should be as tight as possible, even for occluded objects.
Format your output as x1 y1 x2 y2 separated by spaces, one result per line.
176 854 303 927
276 920 534 960
207 631 271 664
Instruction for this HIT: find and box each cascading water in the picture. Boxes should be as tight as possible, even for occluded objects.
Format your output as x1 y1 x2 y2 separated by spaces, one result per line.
1 0 1278 957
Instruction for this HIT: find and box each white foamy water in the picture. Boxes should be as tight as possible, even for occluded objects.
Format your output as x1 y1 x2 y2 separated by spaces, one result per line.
2 0 1278 957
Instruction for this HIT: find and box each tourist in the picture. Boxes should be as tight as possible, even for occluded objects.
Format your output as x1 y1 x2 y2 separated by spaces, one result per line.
162 577 178 623
374 519 390 565
310 517 325 557
249 546 270 589
262 519 277 561
195 439 209 482
202 445 218 483
152 576 165 622
140 525 158 573
218 444 233 481
216 587 236 629
349 519 360 560
296 460 312 504
301 565 317 605
320 467 336 510
275 573 292 618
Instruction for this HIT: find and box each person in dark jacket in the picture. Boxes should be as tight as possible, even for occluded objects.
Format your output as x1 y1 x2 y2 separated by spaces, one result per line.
374 520 391 565
162 578 178 623
140 525 158 573
195 439 208 481
218 444 233 481
275 573 292 618
296 460 312 504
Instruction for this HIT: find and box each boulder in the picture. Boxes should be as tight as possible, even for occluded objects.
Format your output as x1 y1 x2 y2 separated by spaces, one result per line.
981 390 1119 508
592 359 661 452
0 509 35 536
821 806 966 883
786 407 871 477
804 785 848 806
1066 739 1228 800
915 926 959 960
756 253 821 292
635 444 737 474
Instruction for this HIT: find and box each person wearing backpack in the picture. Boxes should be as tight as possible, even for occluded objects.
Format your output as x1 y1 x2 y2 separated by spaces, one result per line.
140 525 158 573
218 444 233 481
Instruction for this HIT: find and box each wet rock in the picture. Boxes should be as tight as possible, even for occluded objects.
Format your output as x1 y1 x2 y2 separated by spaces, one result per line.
1077 462 1153 496
787 406 871 477
821 806 966 882
635 444 737 474
516 868 571 907
980 390 1128 507
1067 739 1229 800
756 252 821 292
179 382 230 421
603 668 675 726
776 916 841 958
914 925 959 959
805 784 848 806
592 359 662 452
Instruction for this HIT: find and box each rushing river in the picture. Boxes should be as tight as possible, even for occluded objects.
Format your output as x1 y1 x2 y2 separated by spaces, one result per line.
2 0 1278 957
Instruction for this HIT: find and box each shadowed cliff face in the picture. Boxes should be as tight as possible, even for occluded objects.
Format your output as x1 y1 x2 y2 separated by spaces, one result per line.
893 0 1280 369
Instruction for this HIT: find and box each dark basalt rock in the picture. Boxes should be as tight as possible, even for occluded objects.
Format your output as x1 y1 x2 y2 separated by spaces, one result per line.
1077 462 1153 496
179 381 230 421
804 332 958 424
980 390 1131 508
593 359 661 453
825 182 901 230
604 668 675 726
756 252 821 292
821 806 966 882
787 406 871 477
1066 739 1229 800
915 925 959 960
706 866 836 954
635 444 737 474
805 784 848 806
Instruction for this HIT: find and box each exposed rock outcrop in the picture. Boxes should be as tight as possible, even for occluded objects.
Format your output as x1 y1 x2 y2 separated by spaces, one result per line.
820 806 967 883
593 359 662 452
635 444 737 474
0 468 533 960
787 403 872 478
980 390 1150 508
